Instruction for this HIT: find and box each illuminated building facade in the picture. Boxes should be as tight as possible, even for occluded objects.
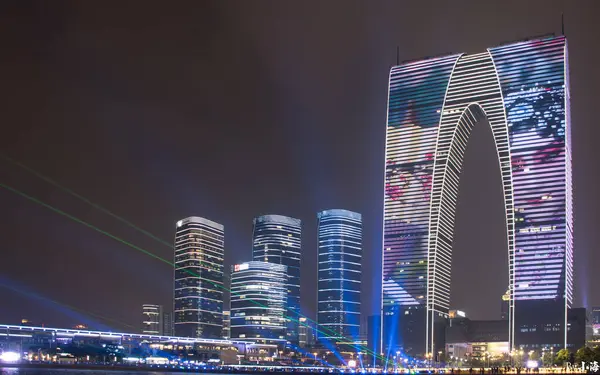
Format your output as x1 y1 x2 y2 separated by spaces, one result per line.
382 35 572 356
252 215 301 345
173 217 224 339
230 261 288 346
142 304 163 335
317 209 362 345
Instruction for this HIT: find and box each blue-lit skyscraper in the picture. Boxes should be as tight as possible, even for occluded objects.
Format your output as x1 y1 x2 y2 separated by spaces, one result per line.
173 216 224 339
230 261 288 346
382 35 572 356
317 209 362 345
252 215 301 346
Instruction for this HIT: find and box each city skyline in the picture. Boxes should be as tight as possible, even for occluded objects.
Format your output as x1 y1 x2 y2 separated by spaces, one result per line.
1 0 600 335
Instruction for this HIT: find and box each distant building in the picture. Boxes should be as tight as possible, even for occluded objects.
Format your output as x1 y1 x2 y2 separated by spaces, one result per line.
142 304 163 335
445 307 587 357
298 317 317 348
173 217 225 339
591 307 600 325
252 214 301 346
222 310 230 339
230 261 288 346
589 307 600 347
299 317 308 348
567 308 586 349
446 314 509 363
162 311 174 337
317 209 362 346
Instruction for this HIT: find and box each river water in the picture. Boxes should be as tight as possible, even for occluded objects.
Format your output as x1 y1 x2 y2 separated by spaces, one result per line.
0 369 217 375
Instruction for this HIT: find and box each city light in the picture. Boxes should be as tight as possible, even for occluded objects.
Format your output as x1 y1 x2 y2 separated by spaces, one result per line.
0 351 21 363
0 27 585 371
0 182 385 362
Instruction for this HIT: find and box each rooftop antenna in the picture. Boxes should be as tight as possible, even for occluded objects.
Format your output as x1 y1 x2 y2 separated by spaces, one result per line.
396 46 400 66
561 13 565 35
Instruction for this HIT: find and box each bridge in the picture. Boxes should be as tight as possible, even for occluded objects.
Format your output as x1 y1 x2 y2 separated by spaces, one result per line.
0 323 250 346
0 323 277 364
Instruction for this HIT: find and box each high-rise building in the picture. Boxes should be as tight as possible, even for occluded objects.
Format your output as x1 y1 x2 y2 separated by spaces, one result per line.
317 209 362 345
142 304 163 335
382 35 572 356
173 216 224 339
299 317 308 348
222 310 230 339
252 215 301 346
230 261 288 346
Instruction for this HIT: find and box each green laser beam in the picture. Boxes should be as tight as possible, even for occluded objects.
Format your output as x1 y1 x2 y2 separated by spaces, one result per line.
0 182 384 360
1 182 383 360
0 158 358 354
1 155 173 248
0 158 365 350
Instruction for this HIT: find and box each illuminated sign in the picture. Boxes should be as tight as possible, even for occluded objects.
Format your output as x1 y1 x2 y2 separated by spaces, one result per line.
567 362 599 373
234 263 249 272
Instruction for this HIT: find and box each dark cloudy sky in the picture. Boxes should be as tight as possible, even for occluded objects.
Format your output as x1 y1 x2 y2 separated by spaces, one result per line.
1 0 599 331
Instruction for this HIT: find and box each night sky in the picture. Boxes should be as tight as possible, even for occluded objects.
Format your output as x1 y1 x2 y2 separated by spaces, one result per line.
1 1 599 332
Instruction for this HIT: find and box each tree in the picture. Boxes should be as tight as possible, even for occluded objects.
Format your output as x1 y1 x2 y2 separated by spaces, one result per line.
529 351 540 361
593 345 600 363
575 346 595 365
542 351 553 367
555 348 570 365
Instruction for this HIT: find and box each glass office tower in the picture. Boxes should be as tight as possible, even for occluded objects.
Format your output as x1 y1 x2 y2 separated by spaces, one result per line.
317 209 362 345
382 35 572 356
230 261 288 346
173 216 224 339
252 215 301 346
